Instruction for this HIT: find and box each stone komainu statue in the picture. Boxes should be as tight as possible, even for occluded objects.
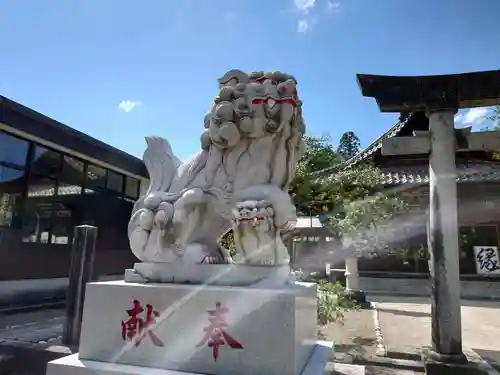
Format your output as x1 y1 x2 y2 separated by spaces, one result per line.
128 70 306 266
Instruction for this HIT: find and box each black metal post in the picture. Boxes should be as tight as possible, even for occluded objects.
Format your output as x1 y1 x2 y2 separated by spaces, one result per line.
62 225 98 348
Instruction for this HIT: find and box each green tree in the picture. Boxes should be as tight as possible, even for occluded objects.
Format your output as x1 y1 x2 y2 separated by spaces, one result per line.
290 135 343 215
316 165 406 254
219 230 236 257
337 131 361 160
290 133 405 254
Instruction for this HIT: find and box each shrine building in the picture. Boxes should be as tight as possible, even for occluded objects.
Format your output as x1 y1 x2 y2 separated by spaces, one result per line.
345 111 500 297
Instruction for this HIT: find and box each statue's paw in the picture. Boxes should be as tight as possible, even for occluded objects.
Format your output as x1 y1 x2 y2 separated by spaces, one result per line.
154 201 174 229
144 192 174 211
181 243 224 264
138 209 155 231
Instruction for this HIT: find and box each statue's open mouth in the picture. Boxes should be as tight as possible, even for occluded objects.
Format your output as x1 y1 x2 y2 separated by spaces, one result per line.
234 216 266 223
232 200 274 226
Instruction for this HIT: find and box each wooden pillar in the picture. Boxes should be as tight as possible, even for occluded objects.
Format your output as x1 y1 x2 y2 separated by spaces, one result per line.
63 225 98 348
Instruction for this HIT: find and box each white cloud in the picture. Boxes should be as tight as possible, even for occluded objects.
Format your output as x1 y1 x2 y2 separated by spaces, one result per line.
327 0 341 11
294 0 316 14
455 107 490 128
118 100 142 113
297 19 309 32
291 0 339 33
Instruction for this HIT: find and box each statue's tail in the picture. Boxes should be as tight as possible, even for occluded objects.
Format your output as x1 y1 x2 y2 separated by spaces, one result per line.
128 136 179 261
143 136 180 196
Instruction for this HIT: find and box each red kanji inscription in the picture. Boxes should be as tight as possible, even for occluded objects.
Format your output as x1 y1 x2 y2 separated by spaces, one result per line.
121 299 164 347
197 301 243 361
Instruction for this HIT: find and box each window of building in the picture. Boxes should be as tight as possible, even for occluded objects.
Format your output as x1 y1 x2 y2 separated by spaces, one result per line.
22 201 53 243
0 131 30 167
474 225 499 247
31 145 62 179
0 165 24 182
51 203 72 244
27 176 56 198
60 156 84 185
22 181 74 245
86 164 106 191
22 177 55 244
58 156 84 196
106 170 124 193
0 165 25 228
125 176 139 199
57 183 82 196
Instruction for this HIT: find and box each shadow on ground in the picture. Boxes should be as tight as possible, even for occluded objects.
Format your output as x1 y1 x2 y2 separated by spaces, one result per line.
384 350 422 361
376 307 430 318
473 348 500 371
0 344 70 375
334 336 378 357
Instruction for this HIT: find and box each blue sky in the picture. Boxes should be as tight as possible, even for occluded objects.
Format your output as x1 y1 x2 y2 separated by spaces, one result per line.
1 0 499 161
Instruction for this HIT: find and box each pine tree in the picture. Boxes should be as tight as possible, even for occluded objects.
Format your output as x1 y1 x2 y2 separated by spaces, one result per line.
337 131 360 160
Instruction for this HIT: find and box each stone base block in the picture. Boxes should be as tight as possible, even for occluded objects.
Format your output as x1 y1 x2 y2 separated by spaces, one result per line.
422 347 491 375
124 263 293 287
47 342 365 375
68 280 318 375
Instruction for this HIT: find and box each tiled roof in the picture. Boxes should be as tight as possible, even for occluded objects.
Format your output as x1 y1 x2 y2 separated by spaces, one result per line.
380 163 500 185
344 112 414 168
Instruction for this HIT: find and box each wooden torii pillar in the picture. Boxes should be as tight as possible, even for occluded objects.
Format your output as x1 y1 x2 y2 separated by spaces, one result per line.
356 70 500 374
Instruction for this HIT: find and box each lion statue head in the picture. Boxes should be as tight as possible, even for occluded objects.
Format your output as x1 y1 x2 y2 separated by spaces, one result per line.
200 69 306 194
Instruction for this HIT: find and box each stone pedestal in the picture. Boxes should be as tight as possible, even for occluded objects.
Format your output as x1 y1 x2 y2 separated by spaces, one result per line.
46 277 340 375
124 263 292 287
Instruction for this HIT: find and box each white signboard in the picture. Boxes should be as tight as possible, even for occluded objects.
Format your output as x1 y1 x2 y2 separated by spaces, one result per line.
473 246 500 275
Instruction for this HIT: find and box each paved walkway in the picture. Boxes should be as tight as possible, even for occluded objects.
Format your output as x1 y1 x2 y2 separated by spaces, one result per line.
372 295 500 368
323 295 500 373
